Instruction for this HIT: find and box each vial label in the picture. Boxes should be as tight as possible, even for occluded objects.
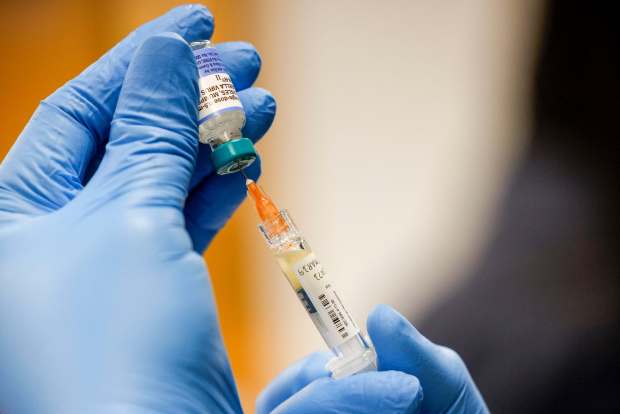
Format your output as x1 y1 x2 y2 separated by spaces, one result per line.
193 47 243 124
292 253 360 347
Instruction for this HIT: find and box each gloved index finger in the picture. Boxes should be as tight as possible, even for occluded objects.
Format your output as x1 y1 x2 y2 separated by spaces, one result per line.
217 42 262 91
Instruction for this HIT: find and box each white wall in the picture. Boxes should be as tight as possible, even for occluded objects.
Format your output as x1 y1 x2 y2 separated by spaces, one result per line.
246 0 543 368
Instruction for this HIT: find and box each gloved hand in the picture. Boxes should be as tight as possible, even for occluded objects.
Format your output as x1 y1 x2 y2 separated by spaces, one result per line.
256 305 489 414
0 5 275 414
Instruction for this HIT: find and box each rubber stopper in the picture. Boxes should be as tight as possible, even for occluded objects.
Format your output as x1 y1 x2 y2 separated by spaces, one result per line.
211 138 257 175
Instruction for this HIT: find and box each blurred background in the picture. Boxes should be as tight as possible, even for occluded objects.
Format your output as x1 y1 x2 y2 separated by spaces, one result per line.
1 0 618 412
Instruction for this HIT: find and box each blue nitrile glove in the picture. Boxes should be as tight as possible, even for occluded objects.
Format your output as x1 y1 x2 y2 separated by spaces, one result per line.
256 305 488 414
0 5 275 414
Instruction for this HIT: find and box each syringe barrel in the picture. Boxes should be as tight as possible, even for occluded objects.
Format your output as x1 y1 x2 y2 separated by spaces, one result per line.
259 210 377 378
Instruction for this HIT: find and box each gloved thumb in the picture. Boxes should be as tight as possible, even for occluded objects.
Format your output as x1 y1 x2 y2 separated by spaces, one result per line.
367 304 488 413
86 32 200 209
269 371 423 414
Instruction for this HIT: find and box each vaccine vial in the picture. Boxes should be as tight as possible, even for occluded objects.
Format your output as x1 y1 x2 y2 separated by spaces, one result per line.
190 40 257 175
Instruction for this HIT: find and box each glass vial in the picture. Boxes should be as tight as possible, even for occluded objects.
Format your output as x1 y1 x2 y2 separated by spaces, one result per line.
190 40 257 175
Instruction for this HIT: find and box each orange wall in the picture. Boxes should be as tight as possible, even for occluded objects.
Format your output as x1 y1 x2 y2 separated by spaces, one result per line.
0 1 263 411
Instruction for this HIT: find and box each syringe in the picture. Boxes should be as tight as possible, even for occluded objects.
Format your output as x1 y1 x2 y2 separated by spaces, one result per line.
245 178 377 379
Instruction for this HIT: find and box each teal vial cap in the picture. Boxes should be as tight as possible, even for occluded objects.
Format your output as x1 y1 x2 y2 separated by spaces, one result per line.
211 138 257 175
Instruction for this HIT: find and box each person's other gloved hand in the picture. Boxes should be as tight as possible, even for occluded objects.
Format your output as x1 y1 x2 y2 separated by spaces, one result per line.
256 305 489 414
0 5 275 414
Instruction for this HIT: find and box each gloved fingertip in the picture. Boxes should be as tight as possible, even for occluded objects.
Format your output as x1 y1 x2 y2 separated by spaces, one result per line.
240 88 277 142
244 87 277 116
140 4 213 46
256 88 277 114
360 371 423 413
136 31 193 60
297 351 332 381
367 304 435 375
367 304 418 341
217 41 262 90
238 41 262 70
167 3 214 29
378 371 424 412
243 156 262 181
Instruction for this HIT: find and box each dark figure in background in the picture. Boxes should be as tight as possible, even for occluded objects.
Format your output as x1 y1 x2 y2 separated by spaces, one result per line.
420 1 620 412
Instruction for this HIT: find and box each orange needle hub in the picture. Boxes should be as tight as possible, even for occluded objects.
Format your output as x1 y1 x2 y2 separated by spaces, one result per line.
246 179 289 236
